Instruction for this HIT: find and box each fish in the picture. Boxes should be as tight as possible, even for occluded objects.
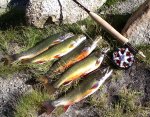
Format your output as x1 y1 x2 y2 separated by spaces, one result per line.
42 48 109 95
38 66 113 115
2 32 74 64
52 48 109 88
46 37 101 77
29 35 86 64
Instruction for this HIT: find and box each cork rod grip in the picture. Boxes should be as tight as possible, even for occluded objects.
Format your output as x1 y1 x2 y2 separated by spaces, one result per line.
89 12 129 44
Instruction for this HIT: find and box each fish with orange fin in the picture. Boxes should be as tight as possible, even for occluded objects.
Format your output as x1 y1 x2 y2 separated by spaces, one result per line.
38 66 113 115
28 35 86 64
45 36 101 77
42 48 109 95
2 32 74 65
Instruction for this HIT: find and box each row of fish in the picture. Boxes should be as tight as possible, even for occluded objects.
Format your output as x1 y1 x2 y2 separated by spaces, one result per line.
3 33 113 115
33 34 112 115
39 48 109 95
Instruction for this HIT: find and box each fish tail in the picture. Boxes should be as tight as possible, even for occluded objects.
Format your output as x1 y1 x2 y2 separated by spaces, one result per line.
25 76 49 85
21 59 31 64
44 83 57 95
38 76 56 94
38 100 56 115
38 76 49 84
1 54 17 65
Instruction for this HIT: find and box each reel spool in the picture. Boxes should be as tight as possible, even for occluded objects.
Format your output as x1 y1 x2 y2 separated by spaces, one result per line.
113 48 135 69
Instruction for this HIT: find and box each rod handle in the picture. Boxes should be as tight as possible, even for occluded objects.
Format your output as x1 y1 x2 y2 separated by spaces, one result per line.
89 12 129 44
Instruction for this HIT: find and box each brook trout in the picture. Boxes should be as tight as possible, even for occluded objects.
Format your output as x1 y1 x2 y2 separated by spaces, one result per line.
38 66 113 115
53 49 109 88
3 32 74 64
29 35 86 64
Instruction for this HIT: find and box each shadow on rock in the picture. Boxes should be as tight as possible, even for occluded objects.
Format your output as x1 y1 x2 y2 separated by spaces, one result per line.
8 0 29 7
25 77 40 86
1 91 23 117
0 0 29 30
100 13 131 48
142 68 150 107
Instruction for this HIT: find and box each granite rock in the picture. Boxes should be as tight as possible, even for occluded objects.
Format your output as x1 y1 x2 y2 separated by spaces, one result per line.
26 0 106 28
122 0 150 45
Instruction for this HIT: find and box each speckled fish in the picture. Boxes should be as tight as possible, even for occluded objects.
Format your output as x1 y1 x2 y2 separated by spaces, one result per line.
3 32 74 64
46 37 101 77
42 49 109 95
38 66 113 115
53 49 109 88
29 35 86 64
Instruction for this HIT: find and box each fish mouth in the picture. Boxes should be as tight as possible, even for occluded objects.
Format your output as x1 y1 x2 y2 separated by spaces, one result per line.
76 35 86 43
1 55 17 65
101 48 110 54
95 66 113 81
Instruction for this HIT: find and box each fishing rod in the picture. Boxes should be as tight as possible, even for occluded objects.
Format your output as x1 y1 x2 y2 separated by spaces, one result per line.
72 0 146 69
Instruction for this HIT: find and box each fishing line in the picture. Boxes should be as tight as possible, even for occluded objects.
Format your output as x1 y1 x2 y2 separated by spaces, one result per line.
76 23 118 66
61 0 145 68
62 5 116 63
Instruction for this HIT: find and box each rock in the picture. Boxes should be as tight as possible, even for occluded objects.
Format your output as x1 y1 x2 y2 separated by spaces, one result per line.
0 72 33 117
26 0 106 28
0 0 10 13
0 0 28 14
105 0 146 14
0 0 11 9
122 0 150 45
0 0 28 8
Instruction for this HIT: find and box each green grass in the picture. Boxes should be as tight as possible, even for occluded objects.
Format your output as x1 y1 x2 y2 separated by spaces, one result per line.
0 64 28 77
90 88 150 117
14 91 51 117
0 26 63 77
108 89 149 117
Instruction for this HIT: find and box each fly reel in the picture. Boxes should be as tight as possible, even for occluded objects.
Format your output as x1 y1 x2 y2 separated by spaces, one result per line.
113 48 135 69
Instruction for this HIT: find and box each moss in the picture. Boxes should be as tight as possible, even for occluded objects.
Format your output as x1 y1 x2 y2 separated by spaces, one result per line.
105 0 126 7
0 64 28 77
